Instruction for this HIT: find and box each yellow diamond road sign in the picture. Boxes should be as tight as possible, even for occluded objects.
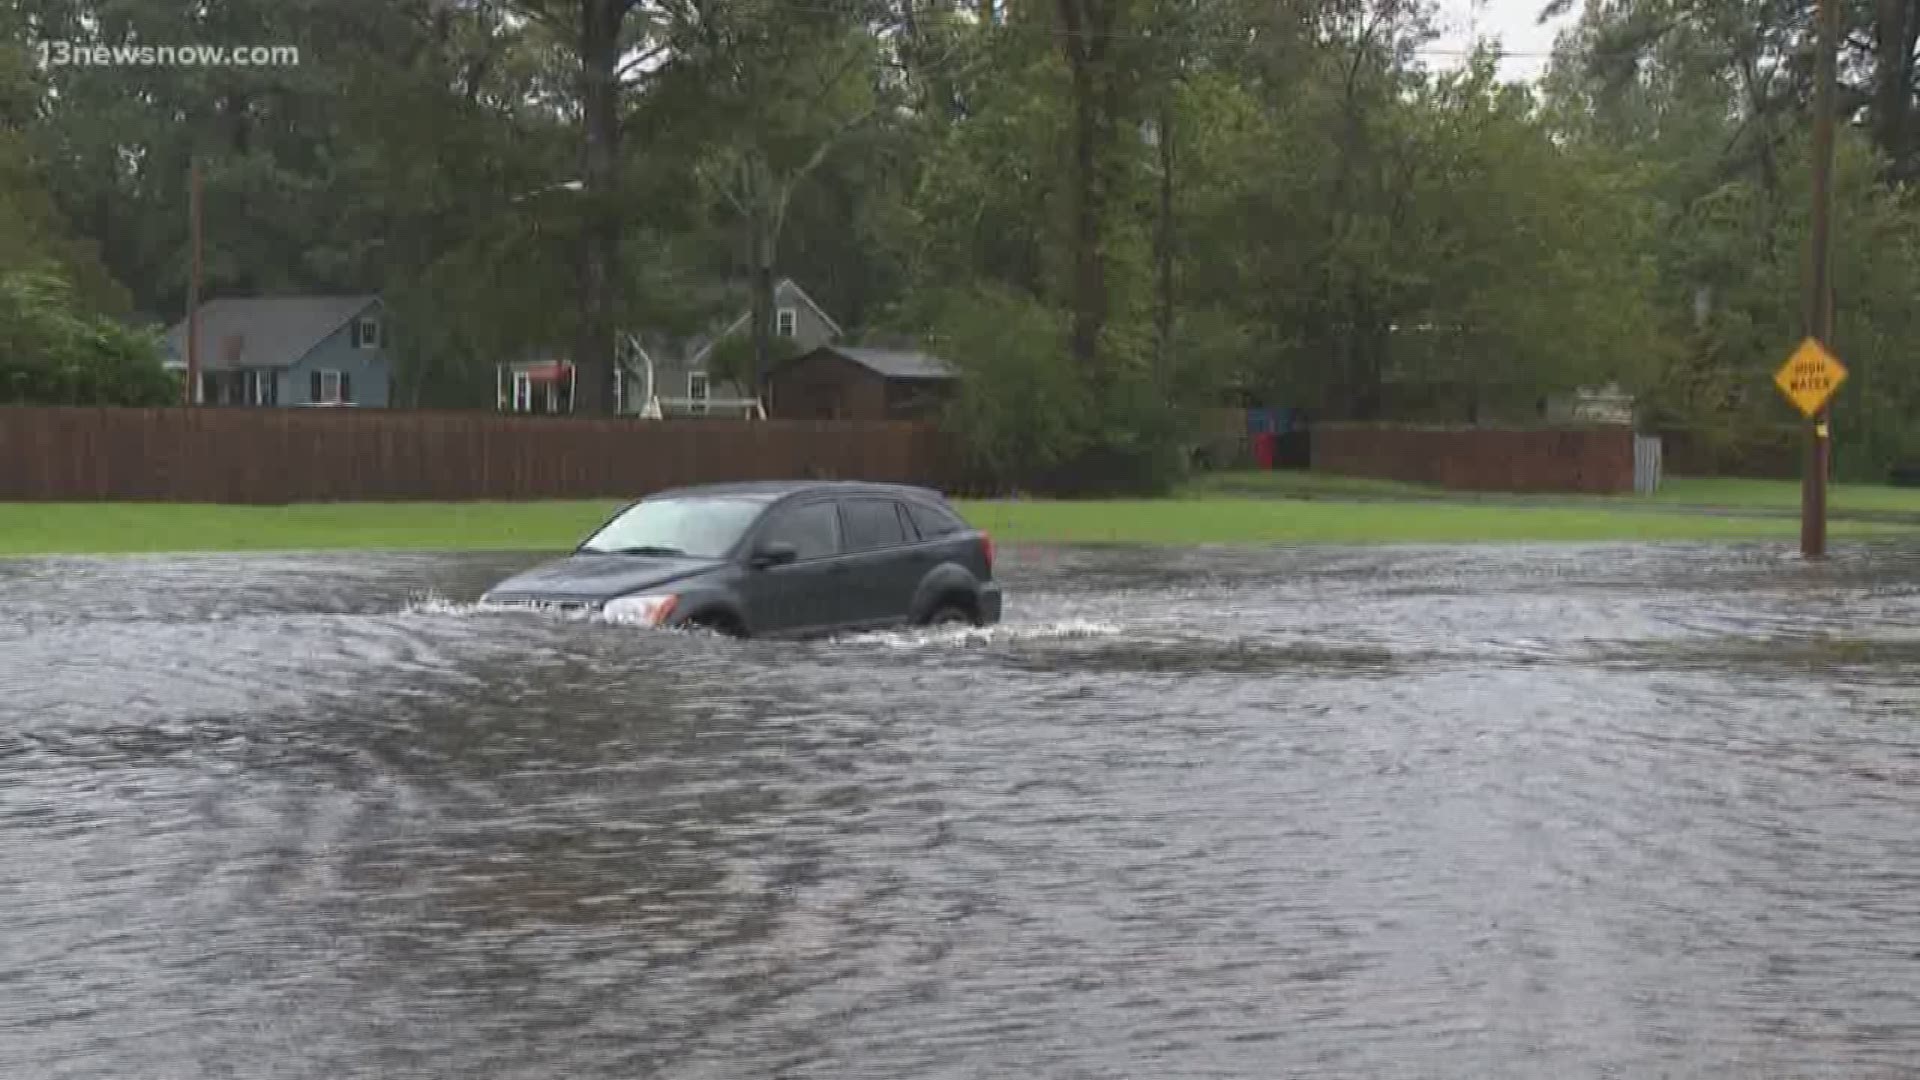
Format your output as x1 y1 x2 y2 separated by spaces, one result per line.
1774 337 1848 418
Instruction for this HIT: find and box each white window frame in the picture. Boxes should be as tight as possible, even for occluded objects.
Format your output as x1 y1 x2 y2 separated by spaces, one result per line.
776 307 797 338
688 371 710 415
355 316 381 349
248 369 274 406
543 371 574 414
512 371 533 412
317 369 345 404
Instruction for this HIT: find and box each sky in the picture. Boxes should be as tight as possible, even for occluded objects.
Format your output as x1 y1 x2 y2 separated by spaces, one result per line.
1423 0 1581 83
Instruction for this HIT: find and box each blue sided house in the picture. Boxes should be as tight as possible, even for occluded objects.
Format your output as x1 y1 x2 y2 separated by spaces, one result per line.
162 294 392 407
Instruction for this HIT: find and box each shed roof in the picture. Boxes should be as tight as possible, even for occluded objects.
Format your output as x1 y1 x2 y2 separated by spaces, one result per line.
809 346 957 381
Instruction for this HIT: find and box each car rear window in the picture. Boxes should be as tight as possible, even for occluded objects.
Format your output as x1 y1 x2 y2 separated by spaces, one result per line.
904 499 966 539
840 498 908 551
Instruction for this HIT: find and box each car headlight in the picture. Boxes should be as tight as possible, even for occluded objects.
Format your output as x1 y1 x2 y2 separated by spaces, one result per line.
601 593 679 627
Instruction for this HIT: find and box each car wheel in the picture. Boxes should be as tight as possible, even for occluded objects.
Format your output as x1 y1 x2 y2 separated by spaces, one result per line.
924 603 976 628
684 612 746 638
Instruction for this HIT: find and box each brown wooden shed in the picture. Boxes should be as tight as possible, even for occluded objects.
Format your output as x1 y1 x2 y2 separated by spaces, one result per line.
765 346 959 421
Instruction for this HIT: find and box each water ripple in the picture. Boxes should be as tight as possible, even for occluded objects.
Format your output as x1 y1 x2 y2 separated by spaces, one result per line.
3 541 1920 1078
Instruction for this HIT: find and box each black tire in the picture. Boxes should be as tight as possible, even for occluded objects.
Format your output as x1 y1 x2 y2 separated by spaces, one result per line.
924 603 976 628
684 612 746 638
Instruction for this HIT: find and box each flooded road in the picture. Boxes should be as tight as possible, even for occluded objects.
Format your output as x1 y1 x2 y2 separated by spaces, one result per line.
5 542 1920 1078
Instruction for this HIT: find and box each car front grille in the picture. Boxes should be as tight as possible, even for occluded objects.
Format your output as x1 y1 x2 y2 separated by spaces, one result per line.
483 595 600 615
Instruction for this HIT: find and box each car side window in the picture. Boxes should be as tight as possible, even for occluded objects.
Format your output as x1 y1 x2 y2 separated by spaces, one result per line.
840 498 908 552
905 500 964 539
758 501 839 561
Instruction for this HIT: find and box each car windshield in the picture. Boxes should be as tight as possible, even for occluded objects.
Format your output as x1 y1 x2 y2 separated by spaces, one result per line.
577 497 766 559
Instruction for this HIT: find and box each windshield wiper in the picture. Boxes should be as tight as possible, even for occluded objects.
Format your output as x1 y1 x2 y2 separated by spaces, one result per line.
592 545 691 557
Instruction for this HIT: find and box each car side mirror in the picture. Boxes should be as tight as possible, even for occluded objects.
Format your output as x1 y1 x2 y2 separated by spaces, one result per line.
750 540 798 569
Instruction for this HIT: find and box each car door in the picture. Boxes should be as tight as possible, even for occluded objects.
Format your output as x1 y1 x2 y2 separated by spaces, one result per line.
738 498 846 636
902 497 979 571
834 496 918 627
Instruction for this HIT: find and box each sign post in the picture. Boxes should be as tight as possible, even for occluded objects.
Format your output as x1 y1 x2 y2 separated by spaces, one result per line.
1773 338 1847 556
1786 0 1841 560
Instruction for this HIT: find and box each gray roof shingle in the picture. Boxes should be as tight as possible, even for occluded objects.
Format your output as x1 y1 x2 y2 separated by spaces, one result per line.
829 347 956 380
163 295 380 370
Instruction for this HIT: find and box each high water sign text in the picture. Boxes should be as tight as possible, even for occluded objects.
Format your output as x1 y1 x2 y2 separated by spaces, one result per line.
1774 338 1848 419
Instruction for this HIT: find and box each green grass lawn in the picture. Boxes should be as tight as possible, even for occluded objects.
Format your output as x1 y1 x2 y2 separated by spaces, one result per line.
1186 468 1920 515
0 489 1905 556
960 498 1899 546
1182 470 1453 502
0 501 627 557
1649 476 1920 513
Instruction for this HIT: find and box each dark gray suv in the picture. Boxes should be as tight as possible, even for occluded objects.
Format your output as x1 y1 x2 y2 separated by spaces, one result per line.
481 480 1002 638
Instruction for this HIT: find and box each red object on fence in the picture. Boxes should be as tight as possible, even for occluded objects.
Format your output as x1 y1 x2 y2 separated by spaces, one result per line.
523 361 572 382
1251 432 1277 470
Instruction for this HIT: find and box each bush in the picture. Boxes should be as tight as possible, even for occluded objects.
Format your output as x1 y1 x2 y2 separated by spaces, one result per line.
1046 369 1184 497
911 284 1187 496
920 285 1089 488
0 271 176 405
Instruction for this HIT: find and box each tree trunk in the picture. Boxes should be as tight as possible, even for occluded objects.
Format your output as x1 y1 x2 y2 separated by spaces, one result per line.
1056 0 1116 381
1873 0 1919 176
1068 61 1105 373
573 0 624 415
751 208 775 402
1154 96 1175 394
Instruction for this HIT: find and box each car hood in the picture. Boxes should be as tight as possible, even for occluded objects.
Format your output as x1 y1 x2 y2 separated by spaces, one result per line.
483 553 721 604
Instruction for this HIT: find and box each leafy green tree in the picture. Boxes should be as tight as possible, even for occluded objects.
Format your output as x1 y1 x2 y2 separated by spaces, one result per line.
916 284 1090 489
0 271 175 405
678 0 888 390
1543 0 1920 477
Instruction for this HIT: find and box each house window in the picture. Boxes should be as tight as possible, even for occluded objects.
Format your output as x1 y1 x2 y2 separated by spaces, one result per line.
310 369 350 404
246 369 277 406
688 371 709 415
352 316 382 349
512 372 533 412
776 308 797 337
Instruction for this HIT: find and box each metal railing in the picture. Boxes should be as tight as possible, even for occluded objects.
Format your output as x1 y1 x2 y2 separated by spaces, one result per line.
642 396 765 419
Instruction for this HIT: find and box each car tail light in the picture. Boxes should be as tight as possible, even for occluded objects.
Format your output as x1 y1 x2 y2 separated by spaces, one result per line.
980 531 994 571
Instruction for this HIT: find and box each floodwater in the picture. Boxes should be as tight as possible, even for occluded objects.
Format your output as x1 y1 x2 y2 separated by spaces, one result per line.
4 542 1920 1079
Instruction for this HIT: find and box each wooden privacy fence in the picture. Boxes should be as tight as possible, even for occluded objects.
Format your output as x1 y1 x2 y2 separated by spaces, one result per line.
1655 424 1800 479
1312 423 1640 494
0 406 966 503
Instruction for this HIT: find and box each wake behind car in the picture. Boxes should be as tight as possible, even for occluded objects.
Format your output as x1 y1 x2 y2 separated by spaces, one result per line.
481 480 1002 638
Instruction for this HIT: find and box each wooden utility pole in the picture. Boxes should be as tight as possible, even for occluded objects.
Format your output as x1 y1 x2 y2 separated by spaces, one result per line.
185 160 203 407
1802 0 1839 559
